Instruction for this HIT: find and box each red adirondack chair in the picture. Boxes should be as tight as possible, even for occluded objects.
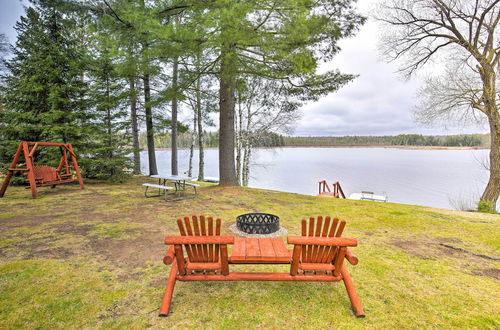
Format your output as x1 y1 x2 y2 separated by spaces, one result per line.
290 216 363 316
160 215 364 318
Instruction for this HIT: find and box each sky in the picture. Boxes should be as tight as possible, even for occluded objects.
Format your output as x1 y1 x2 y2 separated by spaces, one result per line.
0 0 488 136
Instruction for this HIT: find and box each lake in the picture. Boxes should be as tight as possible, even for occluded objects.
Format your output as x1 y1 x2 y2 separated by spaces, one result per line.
140 147 494 210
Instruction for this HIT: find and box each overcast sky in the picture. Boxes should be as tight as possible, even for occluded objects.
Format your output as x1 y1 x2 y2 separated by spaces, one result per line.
0 0 488 136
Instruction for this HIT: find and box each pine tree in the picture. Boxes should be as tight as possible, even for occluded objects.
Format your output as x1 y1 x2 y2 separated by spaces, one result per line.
177 0 365 186
0 1 91 167
87 33 131 180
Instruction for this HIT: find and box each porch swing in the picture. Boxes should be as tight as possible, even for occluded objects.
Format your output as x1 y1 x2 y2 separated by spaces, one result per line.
0 141 84 199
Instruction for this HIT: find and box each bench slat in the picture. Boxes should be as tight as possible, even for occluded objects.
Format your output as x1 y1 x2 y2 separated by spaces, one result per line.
143 183 173 190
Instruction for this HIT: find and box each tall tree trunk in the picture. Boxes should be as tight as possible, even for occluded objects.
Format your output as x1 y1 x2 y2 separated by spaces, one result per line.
480 112 500 210
478 64 499 211
139 0 157 175
196 75 205 181
242 139 251 186
218 47 238 186
129 77 140 174
171 56 179 176
242 102 252 186
106 76 113 176
188 106 196 177
235 95 243 184
143 72 158 175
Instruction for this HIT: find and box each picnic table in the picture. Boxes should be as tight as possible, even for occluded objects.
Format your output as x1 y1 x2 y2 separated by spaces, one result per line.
144 174 199 201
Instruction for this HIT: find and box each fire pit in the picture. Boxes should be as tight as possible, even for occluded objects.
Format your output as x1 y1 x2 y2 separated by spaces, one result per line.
236 213 280 235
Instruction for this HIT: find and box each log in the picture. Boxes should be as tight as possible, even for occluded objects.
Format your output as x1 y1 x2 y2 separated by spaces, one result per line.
159 260 178 317
163 246 175 265
341 265 365 318
165 236 234 245
345 248 359 265
178 272 342 282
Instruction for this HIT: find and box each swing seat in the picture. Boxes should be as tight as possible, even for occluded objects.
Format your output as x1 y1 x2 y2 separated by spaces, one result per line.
30 165 74 187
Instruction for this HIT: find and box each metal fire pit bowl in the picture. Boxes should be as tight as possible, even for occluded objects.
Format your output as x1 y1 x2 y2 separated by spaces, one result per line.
236 213 280 235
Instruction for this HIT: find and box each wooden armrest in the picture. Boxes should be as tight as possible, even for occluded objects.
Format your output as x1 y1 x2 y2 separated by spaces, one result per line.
163 246 175 265
345 248 358 265
164 235 235 245
287 236 357 247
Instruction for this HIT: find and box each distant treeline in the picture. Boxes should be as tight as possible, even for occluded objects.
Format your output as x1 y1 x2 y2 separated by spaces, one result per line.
280 134 490 147
141 131 285 149
142 132 489 148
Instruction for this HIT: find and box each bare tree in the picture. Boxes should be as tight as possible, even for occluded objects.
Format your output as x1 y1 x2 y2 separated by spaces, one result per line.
377 0 500 211
0 33 10 113
236 76 301 186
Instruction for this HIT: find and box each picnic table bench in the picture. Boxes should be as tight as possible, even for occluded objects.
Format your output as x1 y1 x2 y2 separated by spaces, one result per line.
144 175 199 201
143 183 174 201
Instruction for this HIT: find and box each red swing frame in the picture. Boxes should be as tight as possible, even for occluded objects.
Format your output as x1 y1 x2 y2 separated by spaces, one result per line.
0 141 84 199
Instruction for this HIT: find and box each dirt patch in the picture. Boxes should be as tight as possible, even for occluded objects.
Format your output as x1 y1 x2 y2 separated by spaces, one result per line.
0 215 55 232
0 239 75 260
86 230 166 269
393 240 440 260
393 239 499 262
474 268 500 280
393 239 467 260
24 246 75 259
53 223 93 236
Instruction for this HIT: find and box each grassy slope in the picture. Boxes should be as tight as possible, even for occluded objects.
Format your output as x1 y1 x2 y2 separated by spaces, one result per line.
0 176 498 329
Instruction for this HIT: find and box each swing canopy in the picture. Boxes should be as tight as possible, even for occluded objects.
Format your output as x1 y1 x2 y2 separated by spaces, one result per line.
0 141 84 199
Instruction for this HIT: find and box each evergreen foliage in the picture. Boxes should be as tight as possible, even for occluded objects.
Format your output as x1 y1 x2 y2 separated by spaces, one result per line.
0 1 91 169
281 134 488 147
0 0 133 181
85 31 131 180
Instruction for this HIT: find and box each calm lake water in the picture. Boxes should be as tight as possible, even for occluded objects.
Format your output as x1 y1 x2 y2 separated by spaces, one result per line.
140 147 494 210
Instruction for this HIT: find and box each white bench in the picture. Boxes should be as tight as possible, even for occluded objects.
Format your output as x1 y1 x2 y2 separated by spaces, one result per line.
143 183 173 200
179 182 199 198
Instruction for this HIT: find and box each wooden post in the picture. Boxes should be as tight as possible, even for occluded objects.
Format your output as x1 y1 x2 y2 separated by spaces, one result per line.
340 264 365 318
174 245 186 275
67 144 84 189
220 244 229 275
159 260 178 317
23 142 38 199
56 149 65 173
0 142 23 198
333 247 347 277
290 245 301 275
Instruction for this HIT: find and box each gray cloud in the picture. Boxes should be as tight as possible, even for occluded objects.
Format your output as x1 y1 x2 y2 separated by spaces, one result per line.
294 0 486 136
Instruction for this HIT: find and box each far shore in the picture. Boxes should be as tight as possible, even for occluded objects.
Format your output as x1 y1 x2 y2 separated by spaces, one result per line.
152 145 489 151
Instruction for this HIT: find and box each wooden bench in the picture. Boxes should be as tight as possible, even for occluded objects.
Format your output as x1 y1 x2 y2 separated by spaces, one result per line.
159 215 365 318
142 183 173 201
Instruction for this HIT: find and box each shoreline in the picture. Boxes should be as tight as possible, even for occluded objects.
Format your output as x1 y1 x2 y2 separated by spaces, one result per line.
152 145 489 151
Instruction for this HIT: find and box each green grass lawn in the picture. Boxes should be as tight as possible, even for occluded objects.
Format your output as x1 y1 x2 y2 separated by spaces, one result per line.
0 176 499 329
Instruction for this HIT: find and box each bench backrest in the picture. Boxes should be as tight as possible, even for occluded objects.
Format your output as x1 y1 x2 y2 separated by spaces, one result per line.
288 216 355 276
164 215 233 275
33 165 60 183
301 216 345 263
177 215 222 263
